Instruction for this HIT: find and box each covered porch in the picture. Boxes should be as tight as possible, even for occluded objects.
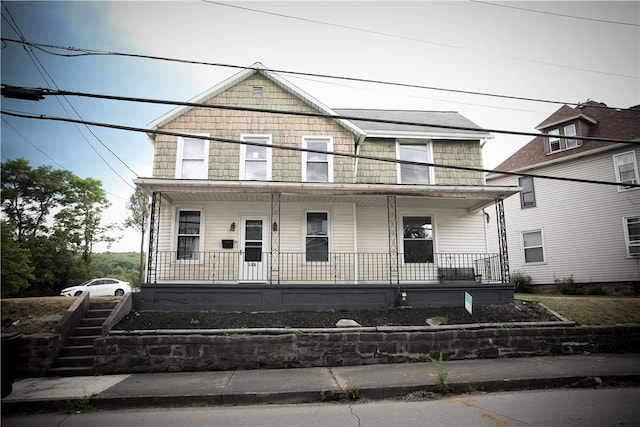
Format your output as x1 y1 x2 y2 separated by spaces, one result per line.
134 179 518 311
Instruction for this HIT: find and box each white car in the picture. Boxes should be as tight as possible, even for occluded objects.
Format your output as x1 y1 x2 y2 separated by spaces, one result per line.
60 278 131 297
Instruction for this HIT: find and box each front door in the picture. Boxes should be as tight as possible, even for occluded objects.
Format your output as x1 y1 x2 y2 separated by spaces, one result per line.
239 216 268 282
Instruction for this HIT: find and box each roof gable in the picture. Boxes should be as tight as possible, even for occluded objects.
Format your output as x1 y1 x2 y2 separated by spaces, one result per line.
148 62 363 137
491 101 640 173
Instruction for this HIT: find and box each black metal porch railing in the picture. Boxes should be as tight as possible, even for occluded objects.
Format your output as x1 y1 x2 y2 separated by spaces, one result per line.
147 252 505 284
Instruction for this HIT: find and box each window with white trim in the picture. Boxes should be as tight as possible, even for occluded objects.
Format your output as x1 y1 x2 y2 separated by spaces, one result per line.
302 137 333 182
623 217 640 257
403 216 434 263
563 124 578 149
548 129 561 152
305 212 329 262
613 151 639 191
177 210 201 260
522 230 545 263
398 141 431 184
519 176 536 208
240 135 272 180
176 137 209 179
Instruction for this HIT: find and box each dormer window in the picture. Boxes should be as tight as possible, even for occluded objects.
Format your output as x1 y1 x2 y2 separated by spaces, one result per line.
547 123 579 153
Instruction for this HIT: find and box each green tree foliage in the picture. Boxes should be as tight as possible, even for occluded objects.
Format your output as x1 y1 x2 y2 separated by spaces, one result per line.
90 252 140 288
1 222 35 297
124 187 149 286
1 158 120 296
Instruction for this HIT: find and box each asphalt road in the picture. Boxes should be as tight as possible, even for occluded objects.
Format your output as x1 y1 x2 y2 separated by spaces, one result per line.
3 387 639 427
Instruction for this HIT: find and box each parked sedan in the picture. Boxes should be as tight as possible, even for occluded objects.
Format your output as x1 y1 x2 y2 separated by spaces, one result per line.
60 278 131 297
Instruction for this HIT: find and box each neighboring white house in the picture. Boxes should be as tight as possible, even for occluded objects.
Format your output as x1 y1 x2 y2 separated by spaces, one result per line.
133 63 519 311
486 101 640 289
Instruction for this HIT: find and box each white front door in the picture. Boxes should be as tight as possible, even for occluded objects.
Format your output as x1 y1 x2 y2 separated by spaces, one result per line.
239 216 268 282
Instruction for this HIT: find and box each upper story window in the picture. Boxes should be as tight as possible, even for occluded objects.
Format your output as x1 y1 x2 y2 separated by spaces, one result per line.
306 211 329 262
252 86 263 98
519 176 536 208
240 135 272 181
623 216 640 257
402 216 434 263
613 151 639 191
176 137 209 179
547 123 579 153
302 137 333 182
522 230 545 264
398 141 432 184
177 210 201 261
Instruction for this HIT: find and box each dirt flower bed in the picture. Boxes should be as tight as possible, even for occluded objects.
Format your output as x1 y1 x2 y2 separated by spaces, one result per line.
113 299 560 331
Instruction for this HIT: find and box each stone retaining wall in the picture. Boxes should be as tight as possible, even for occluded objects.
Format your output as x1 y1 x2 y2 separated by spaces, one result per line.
94 324 640 374
15 333 60 377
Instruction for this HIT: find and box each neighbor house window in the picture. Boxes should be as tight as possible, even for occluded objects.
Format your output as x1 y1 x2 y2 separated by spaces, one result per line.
177 210 201 260
176 137 209 179
306 212 328 262
240 135 272 180
548 129 561 152
563 124 578 149
398 141 431 184
403 216 434 263
519 176 536 208
522 230 545 263
302 137 333 182
613 151 639 190
623 217 640 257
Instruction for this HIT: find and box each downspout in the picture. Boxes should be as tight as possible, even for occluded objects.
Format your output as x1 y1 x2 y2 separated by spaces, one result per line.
353 134 366 183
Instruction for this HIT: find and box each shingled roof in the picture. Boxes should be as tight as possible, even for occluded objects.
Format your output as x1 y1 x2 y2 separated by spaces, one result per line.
492 101 640 173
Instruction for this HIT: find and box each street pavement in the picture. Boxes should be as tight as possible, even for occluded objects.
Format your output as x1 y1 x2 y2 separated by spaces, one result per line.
2 353 639 414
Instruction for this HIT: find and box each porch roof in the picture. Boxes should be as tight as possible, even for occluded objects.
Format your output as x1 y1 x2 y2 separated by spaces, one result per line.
133 178 519 212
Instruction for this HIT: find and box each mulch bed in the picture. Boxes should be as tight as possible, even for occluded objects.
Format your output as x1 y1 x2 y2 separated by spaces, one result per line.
113 299 561 330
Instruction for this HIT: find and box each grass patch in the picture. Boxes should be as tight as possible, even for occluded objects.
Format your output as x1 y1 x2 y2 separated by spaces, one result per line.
517 294 640 325
1 297 75 334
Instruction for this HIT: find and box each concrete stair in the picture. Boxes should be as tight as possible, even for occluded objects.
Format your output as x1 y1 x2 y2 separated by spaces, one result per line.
49 300 117 377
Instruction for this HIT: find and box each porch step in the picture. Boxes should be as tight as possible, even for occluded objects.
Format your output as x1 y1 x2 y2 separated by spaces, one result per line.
49 298 118 377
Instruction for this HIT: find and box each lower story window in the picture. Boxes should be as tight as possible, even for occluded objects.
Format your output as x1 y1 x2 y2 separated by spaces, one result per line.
403 216 434 263
522 230 544 263
177 210 201 260
306 212 328 262
624 216 640 257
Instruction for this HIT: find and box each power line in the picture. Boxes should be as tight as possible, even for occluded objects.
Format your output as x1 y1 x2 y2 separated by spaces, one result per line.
2 109 637 189
3 85 636 145
3 37 638 111
0 5 138 189
472 1 640 27
202 0 638 79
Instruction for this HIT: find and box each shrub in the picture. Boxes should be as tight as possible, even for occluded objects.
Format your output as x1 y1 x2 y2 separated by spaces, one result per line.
556 275 584 295
512 270 532 293
587 287 607 296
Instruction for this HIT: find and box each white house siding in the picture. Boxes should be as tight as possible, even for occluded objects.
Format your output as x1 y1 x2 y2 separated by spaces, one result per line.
487 147 640 284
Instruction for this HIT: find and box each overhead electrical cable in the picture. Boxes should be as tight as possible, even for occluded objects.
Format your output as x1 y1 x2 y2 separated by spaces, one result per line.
2 85 636 145
0 6 138 189
2 37 637 112
201 0 638 79
2 110 638 189
472 1 640 27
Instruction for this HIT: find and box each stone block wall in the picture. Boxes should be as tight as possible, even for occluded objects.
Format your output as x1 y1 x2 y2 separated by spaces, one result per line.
94 325 640 375
15 333 60 377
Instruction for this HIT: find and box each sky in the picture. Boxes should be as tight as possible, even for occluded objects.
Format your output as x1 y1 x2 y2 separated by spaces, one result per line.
2 1 639 253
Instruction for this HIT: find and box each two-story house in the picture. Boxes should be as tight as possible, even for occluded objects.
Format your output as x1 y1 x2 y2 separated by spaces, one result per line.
134 63 519 311
486 101 640 292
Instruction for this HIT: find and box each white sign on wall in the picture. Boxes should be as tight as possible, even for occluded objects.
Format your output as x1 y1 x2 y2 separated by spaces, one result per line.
465 291 473 315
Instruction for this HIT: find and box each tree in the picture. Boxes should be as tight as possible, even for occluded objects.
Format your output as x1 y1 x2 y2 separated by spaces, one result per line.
124 187 149 286
0 221 35 297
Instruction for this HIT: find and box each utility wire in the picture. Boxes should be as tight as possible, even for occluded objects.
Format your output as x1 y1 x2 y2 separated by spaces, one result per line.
202 0 638 79
472 1 640 27
3 37 638 111
3 86 636 145
0 6 138 188
2 109 637 189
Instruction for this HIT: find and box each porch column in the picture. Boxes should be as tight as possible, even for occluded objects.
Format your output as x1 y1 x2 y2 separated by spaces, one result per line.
495 197 511 283
270 193 281 284
146 191 162 284
387 195 399 284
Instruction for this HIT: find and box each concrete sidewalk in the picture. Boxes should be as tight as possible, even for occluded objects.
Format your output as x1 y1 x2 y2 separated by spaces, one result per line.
2 354 639 414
